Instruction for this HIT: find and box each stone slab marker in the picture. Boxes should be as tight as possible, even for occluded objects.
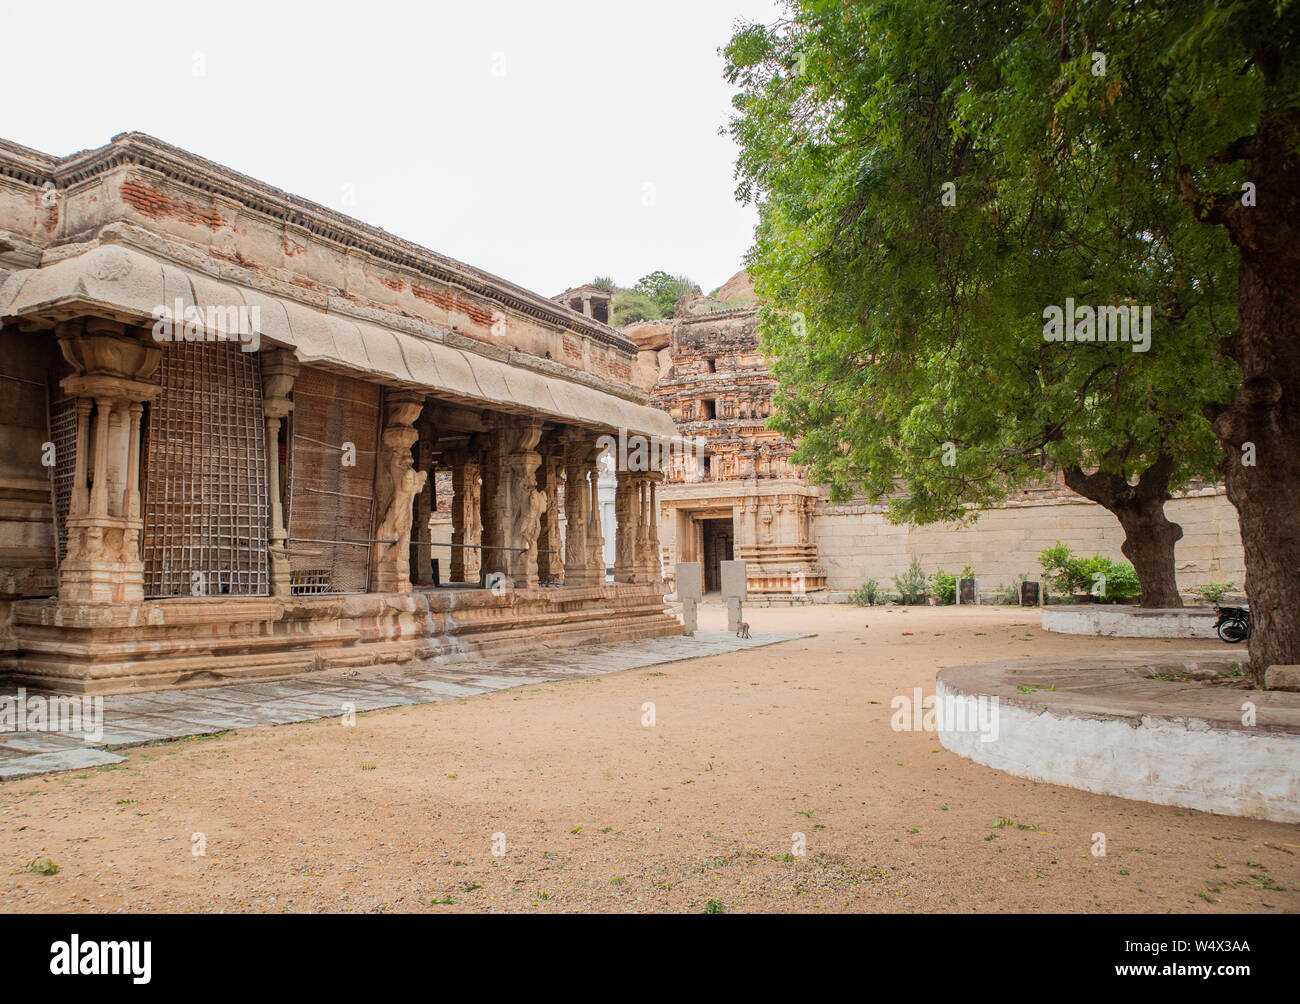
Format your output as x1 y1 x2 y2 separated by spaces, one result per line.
677 561 702 634
721 559 747 633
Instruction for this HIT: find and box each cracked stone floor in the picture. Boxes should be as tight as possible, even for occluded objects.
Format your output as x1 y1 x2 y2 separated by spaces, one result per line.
0 631 808 781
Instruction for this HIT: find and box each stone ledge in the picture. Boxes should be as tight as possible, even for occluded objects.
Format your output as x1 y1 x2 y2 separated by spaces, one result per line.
936 652 1300 822
1042 605 1222 639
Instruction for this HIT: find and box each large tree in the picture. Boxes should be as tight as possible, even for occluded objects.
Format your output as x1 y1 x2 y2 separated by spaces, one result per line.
725 2 1298 669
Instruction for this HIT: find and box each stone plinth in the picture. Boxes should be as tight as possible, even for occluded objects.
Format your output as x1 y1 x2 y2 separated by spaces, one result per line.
937 652 1300 823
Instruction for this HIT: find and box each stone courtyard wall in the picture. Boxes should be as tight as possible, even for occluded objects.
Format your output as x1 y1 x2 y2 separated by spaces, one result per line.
813 488 1244 595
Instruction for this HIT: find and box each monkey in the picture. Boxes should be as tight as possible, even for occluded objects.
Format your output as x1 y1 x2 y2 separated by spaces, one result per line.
736 622 750 639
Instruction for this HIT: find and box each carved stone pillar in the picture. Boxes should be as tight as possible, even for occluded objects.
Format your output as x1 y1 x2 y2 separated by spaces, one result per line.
562 431 590 586
613 469 639 584
503 417 545 588
584 458 604 582
55 319 162 604
260 349 298 597
370 391 427 594
412 416 436 586
647 476 661 582
480 428 506 583
449 449 482 584
536 441 563 584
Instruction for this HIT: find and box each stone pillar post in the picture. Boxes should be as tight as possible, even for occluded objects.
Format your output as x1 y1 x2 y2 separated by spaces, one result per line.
90 397 112 518
648 477 661 582
449 449 482 584
536 442 563 584
503 417 545 588
371 391 427 594
123 402 143 520
71 399 92 516
613 469 639 583
585 459 604 582
56 323 162 603
55 319 161 604
411 417 436 586
260 349 298 597
562 433 589 586
480 428 506 584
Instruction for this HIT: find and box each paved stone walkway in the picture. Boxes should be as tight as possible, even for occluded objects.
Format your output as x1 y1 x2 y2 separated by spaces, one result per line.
0 630 807 781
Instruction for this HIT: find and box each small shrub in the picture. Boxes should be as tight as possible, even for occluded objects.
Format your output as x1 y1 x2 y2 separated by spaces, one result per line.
1039 541 1085 595
928 569 956 604
1039 542 1139 601
1195 582 1235 604
26 859 58 876
703 898 726 914
848 578 881 606
893 557 929 605
1075 555 1141 601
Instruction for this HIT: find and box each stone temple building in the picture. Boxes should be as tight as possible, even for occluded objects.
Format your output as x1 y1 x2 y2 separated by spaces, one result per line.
625 294 825 598
623 275 1246 601
0 133 680 694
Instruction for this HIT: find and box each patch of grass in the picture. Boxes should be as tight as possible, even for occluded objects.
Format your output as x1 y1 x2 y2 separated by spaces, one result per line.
536 891 552 900
796 809 815 818
609 877 626 885
991 817 1014 828
430 896 458 905
462 882 482 892
772 854 797 863
26 859 58 876
359 764 376 771
703 898 726 914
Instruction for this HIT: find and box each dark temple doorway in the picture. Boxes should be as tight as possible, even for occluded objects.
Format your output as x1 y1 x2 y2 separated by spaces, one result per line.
701 516 734 593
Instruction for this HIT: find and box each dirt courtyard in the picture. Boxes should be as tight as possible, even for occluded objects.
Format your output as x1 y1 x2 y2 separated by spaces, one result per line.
2 604 1296 914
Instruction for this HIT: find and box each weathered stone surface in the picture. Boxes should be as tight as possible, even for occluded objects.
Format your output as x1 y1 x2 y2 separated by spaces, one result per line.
1266 664 1300 692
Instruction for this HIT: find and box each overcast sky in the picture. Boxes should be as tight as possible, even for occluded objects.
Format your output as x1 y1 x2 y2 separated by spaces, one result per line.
4 0 784 298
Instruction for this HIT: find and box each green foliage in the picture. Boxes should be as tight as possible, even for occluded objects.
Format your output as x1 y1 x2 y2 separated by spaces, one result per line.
1076 556 1141 601
1196 582 1235 604
1039 541 1084 595
590 276 616 292
26 858 58 876
893 557 929 605
722 2 1250 559
634 271 698 317
1039 542 1139 601
848 578 880 606
611 290 663 327
929 569 956 604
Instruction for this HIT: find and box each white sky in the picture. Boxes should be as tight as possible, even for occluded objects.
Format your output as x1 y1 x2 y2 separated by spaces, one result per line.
3 0 784 298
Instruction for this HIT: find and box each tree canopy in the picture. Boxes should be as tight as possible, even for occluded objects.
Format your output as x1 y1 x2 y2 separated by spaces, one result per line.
721 0 1300 614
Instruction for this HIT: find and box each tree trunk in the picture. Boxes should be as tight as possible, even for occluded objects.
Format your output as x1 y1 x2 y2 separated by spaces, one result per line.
1063 457 1184 608
1186 79 1300 682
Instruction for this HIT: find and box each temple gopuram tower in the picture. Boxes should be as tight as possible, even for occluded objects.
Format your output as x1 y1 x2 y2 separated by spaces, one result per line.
624 275 827 599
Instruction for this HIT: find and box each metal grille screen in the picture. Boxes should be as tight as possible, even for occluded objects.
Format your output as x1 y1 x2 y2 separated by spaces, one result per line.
286 366 379 594
142 341 268 597
50 397 77 564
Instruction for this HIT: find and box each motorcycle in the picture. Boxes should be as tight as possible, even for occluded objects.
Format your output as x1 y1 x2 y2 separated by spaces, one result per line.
1214 603 1251 644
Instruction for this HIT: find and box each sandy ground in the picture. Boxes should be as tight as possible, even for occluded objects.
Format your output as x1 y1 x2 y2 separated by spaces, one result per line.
1 604 1296 914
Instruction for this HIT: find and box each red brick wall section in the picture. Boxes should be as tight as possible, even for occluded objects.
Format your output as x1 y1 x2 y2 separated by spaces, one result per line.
120 181 225 229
